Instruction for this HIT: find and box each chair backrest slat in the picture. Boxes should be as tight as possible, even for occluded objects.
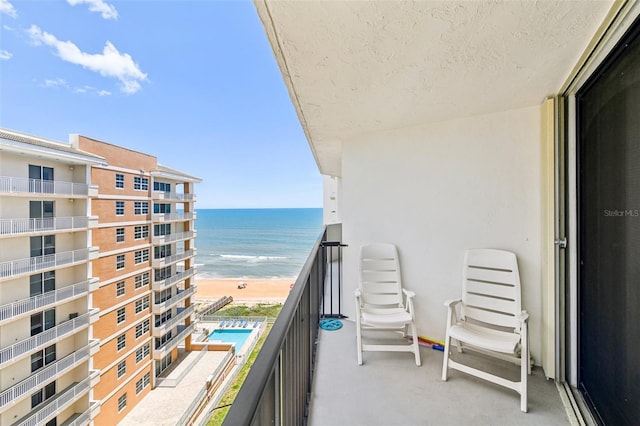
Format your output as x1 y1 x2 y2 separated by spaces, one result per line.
462 249 521 329
359 243 403 308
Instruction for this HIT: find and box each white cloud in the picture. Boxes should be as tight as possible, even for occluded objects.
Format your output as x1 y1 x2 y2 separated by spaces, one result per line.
97 89 111 96
27 25 148 94
42 78 69 88
0 49 12 60
0 0 17 19
67 0 117 20
3 24 14 31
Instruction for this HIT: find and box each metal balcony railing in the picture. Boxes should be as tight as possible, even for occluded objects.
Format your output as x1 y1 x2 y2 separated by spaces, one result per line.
151 212 194 222
223 227 329 425
152 249 195 268
60 401 100 426
151 230 195 245
152 286 196 314
152 267 196 292
0 248 91 280
151 191 195 201
0 217 89 237
153 305 195 337
153 323 196 359
0 310 95 366
15 371 99 426
0 280 89 324
0 343 93 410
0 176 89 197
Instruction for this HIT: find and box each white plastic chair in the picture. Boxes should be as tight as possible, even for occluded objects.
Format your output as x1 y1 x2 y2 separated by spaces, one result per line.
442 249 530 412
355 243 421 366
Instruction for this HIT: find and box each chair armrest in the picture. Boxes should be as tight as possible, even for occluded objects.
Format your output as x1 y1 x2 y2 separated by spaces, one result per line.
517 311 529 322
402 289 416 298
444 298 462 307
355 289 362 299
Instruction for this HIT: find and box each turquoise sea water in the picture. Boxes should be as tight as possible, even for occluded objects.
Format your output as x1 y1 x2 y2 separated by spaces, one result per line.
194 208 323 279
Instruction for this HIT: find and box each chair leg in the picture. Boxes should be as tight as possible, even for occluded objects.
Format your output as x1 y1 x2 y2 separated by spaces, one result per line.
410 322 421 366
355 317 363 365
441 332 451 381
521 328 529 412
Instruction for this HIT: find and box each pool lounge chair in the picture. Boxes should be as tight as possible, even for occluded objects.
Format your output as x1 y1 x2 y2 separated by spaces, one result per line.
253 320 259 328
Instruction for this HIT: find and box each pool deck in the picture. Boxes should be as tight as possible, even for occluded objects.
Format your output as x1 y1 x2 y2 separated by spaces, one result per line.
120 349 230 426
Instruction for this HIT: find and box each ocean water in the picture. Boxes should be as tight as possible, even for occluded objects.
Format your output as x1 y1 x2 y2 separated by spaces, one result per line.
194 208 323 279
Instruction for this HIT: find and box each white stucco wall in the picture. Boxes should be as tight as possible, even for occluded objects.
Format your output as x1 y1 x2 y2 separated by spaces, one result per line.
339 105 543 361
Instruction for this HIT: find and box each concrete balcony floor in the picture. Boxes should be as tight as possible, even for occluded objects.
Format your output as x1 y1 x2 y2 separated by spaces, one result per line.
309 320 569 426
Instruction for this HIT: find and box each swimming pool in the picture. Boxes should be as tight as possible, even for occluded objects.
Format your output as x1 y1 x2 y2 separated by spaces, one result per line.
208 329 252 348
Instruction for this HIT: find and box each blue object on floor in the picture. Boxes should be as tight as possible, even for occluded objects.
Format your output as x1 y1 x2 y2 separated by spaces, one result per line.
320 319 343 331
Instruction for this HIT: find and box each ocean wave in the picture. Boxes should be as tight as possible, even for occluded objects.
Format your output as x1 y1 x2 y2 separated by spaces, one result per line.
212 254 289 262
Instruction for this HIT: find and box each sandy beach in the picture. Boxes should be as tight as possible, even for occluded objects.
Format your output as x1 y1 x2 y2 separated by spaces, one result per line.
194 278 294 304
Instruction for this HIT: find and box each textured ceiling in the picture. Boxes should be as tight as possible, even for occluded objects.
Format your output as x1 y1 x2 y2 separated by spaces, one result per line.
255 0 613 176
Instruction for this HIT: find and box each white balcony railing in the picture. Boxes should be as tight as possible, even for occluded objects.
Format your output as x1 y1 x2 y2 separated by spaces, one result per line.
61 401 101 426
0 217 89 237
152 286 196 314
152 212 195 222
0 343 94 410
152 249 195 268
153 323 196 360
0 310 96 366
153 305 195 337
151 230 195 245
0 280 90 325
151 191 195 201
0 176 89 197
0 248 91 280
152 267 196 292
15 371 99 426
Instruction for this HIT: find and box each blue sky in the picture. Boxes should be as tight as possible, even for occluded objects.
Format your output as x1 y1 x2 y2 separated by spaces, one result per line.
0 0 322 209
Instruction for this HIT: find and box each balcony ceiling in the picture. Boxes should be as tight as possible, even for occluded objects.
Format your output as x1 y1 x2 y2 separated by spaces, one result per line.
255 0 613 176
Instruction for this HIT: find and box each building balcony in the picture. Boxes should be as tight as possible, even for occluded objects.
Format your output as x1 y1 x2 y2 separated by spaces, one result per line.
0 247 98 281
0 309 97 367
152 267 196 292
0 341 97 411
151 230 196 246
0 280 90 325
59 401 101 426
152 286 196 315
13 370 100 426
151 249 196 269
153 323 195 360
151 212 196 223
0 216 93 238
0 176 90 198
151 191 196 202
152 305 195 338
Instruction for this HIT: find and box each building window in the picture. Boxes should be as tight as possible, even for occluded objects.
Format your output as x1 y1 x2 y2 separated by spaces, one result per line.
136 372 151 395
134 249 149 264
134 176 149 191
30 235 55 257
117 334 126 351
31 344 56 372
136 343 150 363
154 244 172 259
116 227 125 243
134 201 149 215
117 360 127 378
116 254 125 270
154 181 171 192
31 309 55 336
115 174 124 189
153 203 171 214
154 266 172 282
116 201 125 216
134 225 149 239
116 281 126 297
117 393 127 412
30 271 55 297
135 272 149 290
116 307 126 324
154 223 171 237
29 164 54 193
135 296 150 314
155 288 172 304
155 310 172 327
31 381 55 409
136 319 150 338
